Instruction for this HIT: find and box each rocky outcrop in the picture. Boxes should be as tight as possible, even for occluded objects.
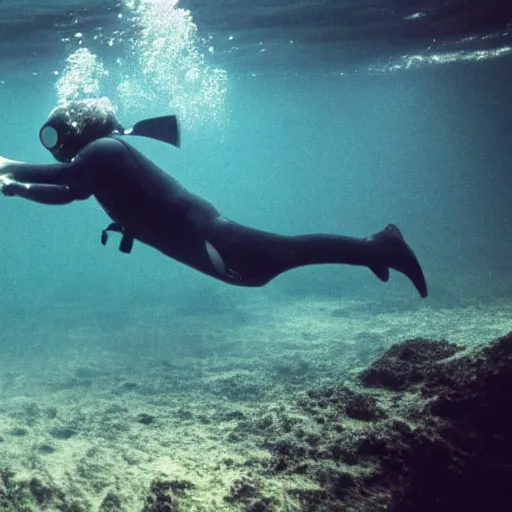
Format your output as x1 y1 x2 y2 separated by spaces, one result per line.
263 331 512 511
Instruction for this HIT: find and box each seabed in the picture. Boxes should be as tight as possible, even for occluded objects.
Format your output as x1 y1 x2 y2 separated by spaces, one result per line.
0 294 511 511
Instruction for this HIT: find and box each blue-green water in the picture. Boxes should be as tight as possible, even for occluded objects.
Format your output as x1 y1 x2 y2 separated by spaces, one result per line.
0 1 511 510
1 62 511 307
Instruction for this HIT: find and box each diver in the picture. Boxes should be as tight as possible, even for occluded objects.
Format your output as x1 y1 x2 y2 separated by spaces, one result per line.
0 98 428 298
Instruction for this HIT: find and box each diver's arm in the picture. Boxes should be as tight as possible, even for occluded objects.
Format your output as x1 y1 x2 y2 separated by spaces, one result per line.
0 156 74 185
0 156 91 203
1 178 77 205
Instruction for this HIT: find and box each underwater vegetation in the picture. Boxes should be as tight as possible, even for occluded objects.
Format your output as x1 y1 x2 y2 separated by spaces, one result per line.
1 330 512 510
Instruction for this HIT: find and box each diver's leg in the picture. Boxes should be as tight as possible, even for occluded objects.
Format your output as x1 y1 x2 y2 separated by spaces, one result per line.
289 224 427 297
206 219 427 297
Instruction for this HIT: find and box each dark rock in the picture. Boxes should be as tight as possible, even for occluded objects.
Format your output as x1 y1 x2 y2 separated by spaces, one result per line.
49 426 77 440
140 479 193 512
0 470 73 510
288 488 329 508
0 468 30 510
255 414 274 430
38 443 56 454
365 332 512 512
360 338 464 391
265 435 312 474
246 497 279 511
168 480 194 494
252 332 512 511
224 476 272 509
9 427 27 437
300 386 386 421
99 491 122 511
319 470 356 499
219 410 246 422
45 407 58 419
29 478 53 505
175 408 194 420
224 477 259 503
141 480 177 512
137 413 156 425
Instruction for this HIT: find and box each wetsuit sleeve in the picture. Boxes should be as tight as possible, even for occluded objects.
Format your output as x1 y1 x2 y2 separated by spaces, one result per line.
2 181 76 205
0 159 92 201
1 161 73 184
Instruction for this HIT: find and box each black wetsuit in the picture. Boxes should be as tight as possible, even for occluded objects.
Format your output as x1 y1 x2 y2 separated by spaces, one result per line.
1 137 428 296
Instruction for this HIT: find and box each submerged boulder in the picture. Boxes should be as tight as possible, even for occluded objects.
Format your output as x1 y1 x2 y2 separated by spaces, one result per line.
360 337 464 391
378 331 512 511
255 332 512 511
353 332 512 511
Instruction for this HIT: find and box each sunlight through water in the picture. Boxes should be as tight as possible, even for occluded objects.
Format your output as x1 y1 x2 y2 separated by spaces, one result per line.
373 25 512 73
55 0 228 128
119 0 228 127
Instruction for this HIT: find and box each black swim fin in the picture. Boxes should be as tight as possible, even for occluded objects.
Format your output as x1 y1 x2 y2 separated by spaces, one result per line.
370 265 390 282
370 224 428 298
127 115 180 148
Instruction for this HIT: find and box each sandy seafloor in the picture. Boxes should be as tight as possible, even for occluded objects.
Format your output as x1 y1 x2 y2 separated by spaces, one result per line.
0 291 511 511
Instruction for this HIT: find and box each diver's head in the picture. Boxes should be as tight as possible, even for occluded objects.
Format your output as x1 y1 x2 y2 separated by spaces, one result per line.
39 98 124 162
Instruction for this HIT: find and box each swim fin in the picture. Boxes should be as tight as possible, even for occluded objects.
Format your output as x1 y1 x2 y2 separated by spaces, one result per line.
369 224 428 298
126 115 180 148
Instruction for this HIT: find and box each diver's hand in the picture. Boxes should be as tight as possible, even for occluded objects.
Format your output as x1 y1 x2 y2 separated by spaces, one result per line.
0 174 17 196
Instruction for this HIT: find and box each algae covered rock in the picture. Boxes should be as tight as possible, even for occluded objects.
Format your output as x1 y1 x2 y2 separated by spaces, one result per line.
0 469 32 511
224 476 278 511
99 491 123 511
141 480 176 512
141 479 194 512
0 469 86 511
359 332 512 511
360 337 464 390
299 385 386 421
254 332 512 511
